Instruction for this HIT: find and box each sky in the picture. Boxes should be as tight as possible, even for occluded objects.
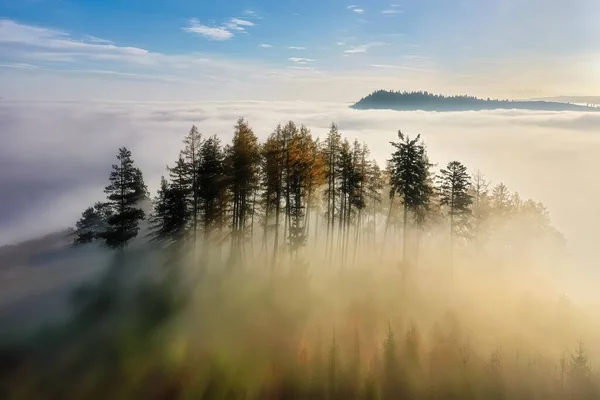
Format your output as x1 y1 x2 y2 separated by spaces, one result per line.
0 0 599 102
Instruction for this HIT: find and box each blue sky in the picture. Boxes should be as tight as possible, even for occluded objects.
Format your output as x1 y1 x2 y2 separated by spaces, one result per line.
0 0 598 102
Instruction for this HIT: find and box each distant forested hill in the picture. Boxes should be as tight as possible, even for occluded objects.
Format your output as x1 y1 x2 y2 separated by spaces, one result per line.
351 90 600 112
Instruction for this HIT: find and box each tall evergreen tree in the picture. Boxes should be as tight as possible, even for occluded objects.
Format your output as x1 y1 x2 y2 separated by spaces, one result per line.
148 176 189 245
99 147 146 249
198 135 227 249
261 126 285 266
388 131 433 280
286 125 315 259
180 126 203 247
225 118 260 266
323 123 342 261
437 161 473 265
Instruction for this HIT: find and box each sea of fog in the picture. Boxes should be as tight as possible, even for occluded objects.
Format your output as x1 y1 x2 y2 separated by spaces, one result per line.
1 100 599 301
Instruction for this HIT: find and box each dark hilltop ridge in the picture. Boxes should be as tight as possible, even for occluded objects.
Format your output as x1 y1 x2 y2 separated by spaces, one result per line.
351 90 600 112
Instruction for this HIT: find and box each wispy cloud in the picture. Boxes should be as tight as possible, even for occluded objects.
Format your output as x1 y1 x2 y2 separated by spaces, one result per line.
0 62 39 69
289 46 306 50
347 5 364 14
260 43 274 48
225 18 255 31
369 63 430 72
344 42 385 54
382 4 403 15
83 35 115 45
184 17 256 40
0 19 149 55
288 57 314 64
183 19 234 40
288 66 318 71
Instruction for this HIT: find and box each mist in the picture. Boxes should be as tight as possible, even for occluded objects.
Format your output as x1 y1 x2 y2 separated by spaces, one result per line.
2 100 599 293
2 99 600 398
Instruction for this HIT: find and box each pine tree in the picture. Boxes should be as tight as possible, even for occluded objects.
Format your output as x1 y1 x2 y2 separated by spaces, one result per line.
198 135 227 251
470 170 491 249
388 131 433 287
99 147 146 249
168 155 192 237
287 125 314 259
323 123 342 261
437 161 473 267
180 126 203 249
382 323 400 400
365 160 384 249
225 118 260 266
148 176 189 245
261 126 285 267
491 183 511 216
74 202 110 244
148 177 170 243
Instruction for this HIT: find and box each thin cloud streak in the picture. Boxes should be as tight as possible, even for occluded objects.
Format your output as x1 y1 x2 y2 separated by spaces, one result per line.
344 42 386 54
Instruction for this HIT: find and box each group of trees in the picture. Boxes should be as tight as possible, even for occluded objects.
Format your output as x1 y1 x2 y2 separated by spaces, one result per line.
73 118 563 273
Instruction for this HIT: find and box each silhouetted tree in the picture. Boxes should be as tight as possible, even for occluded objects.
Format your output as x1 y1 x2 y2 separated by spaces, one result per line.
323 123 342 261
388 131 433 287
99 147 146 249
198 135 227 252
73 202 110 244
225 118 260 267
437 161 473 268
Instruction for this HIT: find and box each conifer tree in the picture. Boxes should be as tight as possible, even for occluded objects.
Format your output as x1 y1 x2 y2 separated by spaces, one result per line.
470 170 491 247
99 147 146 249
365 160 384 248
437 161 473 264
198 135 227 250
73 202 111 244
180 126 203 247
148 176 189 245
148 177 170 243
286 125 314 259
388 131 433 282
382 324 400 400
261 126 285 266
491 183 511 216
323 123 342 260
225 118 260 266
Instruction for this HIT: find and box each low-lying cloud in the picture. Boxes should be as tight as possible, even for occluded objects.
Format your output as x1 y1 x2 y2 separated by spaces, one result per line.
1 101 599 278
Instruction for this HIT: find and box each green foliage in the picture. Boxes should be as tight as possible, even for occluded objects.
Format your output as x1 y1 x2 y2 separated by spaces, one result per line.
99 147 146 249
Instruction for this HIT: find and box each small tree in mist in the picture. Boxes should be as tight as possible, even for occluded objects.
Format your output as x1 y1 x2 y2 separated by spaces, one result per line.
469 170 491 251
99 147 146 249
74 202 112 244
437 161 473 267
382 324 401 400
